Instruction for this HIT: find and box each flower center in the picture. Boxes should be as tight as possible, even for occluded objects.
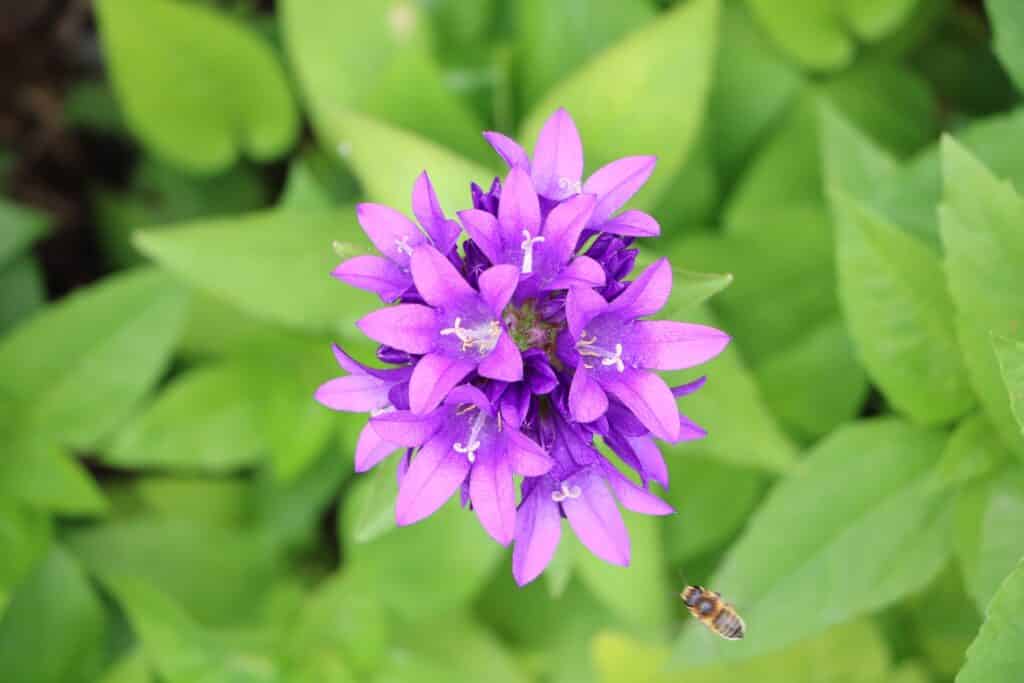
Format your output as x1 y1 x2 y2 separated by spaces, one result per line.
441 317 501 354
505 301 561 355
453 407 487 463
520 230 545 275
551 482 582 502
576 331 625 372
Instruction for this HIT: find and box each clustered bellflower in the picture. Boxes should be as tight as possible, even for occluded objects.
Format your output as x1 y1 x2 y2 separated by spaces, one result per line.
316 109 730 586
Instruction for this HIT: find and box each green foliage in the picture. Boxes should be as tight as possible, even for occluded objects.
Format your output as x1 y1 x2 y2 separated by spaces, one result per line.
956 560 1024 682
987 0 1024 92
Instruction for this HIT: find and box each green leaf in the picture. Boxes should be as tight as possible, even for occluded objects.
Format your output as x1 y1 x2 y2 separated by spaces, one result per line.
95 0 298 173
0 499 52 613
0 434 109 515
987 0 1024 93
671 418 952 666
660 306 798 473
279 149 359 211
0 547 107 683
346 498 502 621
135 208 375 336
992 334 1024 435
940 138 1024 458
0 198 49 268
281 0 487 164
0 268 189 449
99 650 152 683
107 363 264 472
520 0 719 210
907 566 982 679
637 250 734 313
831 191 973 424
0 256 46 335
956 560 1024 682
955 466 1024 611
596 620 891 683
663 457 766 565
745 0 918 71
343 455 401 544
939 414 1009 489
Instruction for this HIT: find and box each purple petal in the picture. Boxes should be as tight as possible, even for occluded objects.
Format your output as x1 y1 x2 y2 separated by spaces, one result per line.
483 131 531 170
513 486 562 586
632 321 730 370
470 453 516 545
569 365 609 423
583 156 657 227
541 194 597 266
603 465 674 515
550 256 606 290
601 210 660 237
356 203 426 267
444 384 493 413
478 332 523 382
499 384 529 429
478 264 520 314
357 304 438 354
409 353 476 414
412 171 459 251
410 245 476 307
355 422 402 472
332 255 409 302
607 258 671 319
458 209 502 264
566 287 609 339
330 343 366 376
562 469 630 566
498 167 541 242
315 375 390 412
674 413 708 442
671 376 707 397
627 435 669 488
531 108 584 200
601 369 681 442
505 430 553 476
370 410 443 447
395 436 470 525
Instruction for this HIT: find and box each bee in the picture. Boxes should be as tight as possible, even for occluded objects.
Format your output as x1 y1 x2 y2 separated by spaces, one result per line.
680 585 745 640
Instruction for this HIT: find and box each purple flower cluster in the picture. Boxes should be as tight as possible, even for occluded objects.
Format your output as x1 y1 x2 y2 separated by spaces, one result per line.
317 110 729 585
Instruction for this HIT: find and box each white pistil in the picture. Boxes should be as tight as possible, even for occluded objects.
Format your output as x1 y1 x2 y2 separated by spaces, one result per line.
576 332 626 373
551 482 582 503
520 229 545 274
440 317 501 353
394 235 414 257
453 409 487 463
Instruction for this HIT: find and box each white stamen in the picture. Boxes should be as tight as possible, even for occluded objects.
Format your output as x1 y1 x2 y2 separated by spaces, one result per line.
520 229 545 274
440 317 501 353
453 410 487 463
395 235 414 257
576 332 626 373
370 404 395 418
601 343 625 372
551 482 582 503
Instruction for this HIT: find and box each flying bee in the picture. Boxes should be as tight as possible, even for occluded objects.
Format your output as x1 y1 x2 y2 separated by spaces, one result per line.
680 585 745 640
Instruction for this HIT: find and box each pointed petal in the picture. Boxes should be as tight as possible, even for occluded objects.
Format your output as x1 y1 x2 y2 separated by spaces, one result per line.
583 156 657 226
505 430 553 476
671 376 707 397
627 435 669 488
550 256 606 290
478 264 520 314
633 321 730 370
412 172 446 237
603 465 674 515
483 131 530 170
569 365 609 423
409 353 475 414
478 332 523 382
355 422 402 472
330 343 367 376
602 369 680 442
513 486 562 586
566 287 608 339
542 194 596 265
444 384 492 413
531 108 584 200
674 413 707 442
332 344 411 382
601 209 660 237
562 469 630 566
410 245 476 307
357 304 438 354
395 436 470 525
498 167 541 240
470 454 516 545
356 203 425 266
332 255 409 301
458 209 503 264
607 257 671 318
315 374 390 412
370 409 443 447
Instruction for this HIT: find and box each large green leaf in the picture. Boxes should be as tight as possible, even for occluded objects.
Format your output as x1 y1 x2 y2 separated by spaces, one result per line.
0 547 107 683
135 208 374 337
0 256 46 335
940 138 1024 458
0 198 49 268
342 455 402 545
99 650 152 683
955 467 1024 611
987 0 1024 93
0 499 51 613
832 191 973 424
907 566 983 679
939 414 1010 489
520 0 719 210
956 560 1024 682
95 0 298 173
0 268 189 449
0 434 108 515
671 418 952 666
992 335 1024 435
281 0 486 163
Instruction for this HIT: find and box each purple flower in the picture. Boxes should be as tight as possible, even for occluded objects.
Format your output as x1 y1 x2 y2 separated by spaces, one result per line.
319 109 730 585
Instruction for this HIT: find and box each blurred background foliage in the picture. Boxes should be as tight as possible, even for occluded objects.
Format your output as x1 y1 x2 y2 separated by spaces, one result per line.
2 0 1024 681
